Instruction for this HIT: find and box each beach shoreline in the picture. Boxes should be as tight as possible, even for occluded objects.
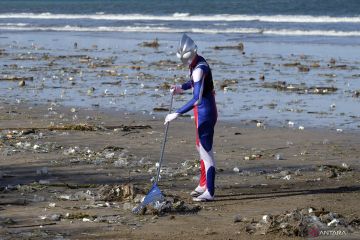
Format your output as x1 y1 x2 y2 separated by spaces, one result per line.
0 102 360 239
1 0 360 237
1 30 360 131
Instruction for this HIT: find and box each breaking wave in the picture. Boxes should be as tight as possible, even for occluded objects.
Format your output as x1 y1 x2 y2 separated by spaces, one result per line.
0 12 360 23
1 25 360 36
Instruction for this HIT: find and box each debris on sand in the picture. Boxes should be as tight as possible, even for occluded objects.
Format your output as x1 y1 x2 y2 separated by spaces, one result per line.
65 212 95 220
0 75 33 81
298 65 310 72
136 71 155 80
158 82 171 90
352 90 360 98
0 124 150 133
329 64 347 69
234 214 246 223
119 124 152 132
139 39 160 48
150 59 178 68
283 62 300 67
262 81 338 94
214 42 244 52
97 69 118 76
18 80 26 87
1 218 17 226
48 124 98 131
97 184 136 202
310 62 321 68
246 208 359 237
219 79 238 90
140 196 201 216
318 164 352 178
153 107 169 112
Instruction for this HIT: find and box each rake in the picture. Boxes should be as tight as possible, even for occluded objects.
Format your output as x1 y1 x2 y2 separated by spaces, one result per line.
132 93 174 214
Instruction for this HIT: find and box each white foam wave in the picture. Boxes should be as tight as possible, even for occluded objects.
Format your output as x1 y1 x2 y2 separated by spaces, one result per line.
0 23 29 26
0 13 360 23
264 29 360 37
1 25 360 36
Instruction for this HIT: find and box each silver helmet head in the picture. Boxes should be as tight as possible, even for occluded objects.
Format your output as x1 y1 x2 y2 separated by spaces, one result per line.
176 34 197 65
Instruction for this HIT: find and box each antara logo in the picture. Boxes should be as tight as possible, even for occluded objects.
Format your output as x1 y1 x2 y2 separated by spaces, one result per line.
319 230 347 236
308 225 347 238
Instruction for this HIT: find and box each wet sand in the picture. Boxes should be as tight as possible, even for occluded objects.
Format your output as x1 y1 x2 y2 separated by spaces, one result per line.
1 31 360 130
0 103 359 239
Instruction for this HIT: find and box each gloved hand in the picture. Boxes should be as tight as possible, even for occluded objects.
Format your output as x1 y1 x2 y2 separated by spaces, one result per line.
164 113 179 125
170 85 183 95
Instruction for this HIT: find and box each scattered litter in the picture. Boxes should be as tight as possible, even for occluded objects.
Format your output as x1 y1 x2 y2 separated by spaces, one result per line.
82 218 92 222
0 75 34 81
256 122 264 128
275 153 284 160
234 214 244 223
49 202 56 208
219 79 238 91
97 184 136 202
50 214 62 221
139 39 159 48
244 154 262 161
36 167 48 176
262 81 337 94
141 197 201 216
318 164 352 179
65 212 95 220
283 175 291 180
246 207 358 237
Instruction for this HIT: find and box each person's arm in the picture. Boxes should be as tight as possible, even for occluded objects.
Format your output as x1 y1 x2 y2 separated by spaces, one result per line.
170 78 192 94
176 68 205 114
181 79 193 90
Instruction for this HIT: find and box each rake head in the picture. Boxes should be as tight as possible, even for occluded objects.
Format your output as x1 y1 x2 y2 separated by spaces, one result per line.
132 183 164 214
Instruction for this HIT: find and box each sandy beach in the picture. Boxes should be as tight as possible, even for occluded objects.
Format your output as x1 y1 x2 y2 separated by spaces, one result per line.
0 101 360 239
1 1 360 238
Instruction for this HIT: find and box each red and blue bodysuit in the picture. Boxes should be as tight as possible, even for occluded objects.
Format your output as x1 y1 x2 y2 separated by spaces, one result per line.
176 55 217 197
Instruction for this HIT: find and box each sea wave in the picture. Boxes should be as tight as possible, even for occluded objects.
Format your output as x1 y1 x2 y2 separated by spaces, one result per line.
1 25 360 36
0 12 360 23
0 23 29 26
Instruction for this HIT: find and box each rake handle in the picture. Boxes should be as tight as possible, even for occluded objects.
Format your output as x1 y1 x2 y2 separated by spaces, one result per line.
155 93 174 183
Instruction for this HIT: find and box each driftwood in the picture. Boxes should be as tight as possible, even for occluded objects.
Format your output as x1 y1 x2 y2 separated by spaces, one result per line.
214 43 244 51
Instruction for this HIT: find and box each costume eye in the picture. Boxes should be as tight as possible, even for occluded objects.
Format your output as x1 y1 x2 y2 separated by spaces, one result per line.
176 52 181 58
183 51 191 59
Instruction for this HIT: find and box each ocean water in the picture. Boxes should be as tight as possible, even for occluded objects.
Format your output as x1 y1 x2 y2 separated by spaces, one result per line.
0 1 360 130
0 0 360 43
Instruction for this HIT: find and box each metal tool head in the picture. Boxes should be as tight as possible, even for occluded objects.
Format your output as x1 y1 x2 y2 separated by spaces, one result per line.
132 183 164 214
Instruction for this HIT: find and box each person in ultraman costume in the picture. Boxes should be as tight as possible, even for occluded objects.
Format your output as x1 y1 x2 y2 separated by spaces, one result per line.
164 34 218 202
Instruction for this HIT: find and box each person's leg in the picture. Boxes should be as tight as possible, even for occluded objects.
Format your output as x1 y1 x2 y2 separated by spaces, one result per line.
191 106 207 196
193 120 216 201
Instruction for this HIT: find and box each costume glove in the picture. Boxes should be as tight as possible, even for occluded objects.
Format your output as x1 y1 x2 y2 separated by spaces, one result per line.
164 113 179 125
170 85 183 94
